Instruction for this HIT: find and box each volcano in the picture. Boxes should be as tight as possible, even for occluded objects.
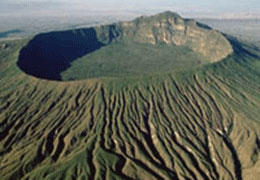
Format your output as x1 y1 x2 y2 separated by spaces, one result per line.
0 11 260 180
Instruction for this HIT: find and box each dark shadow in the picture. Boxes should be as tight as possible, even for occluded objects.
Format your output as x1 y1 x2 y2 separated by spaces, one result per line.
196 22 212 30
17 28 104 80
224 34 260 58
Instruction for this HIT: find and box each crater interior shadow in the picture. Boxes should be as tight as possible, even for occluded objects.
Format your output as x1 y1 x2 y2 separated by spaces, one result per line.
17 28 104 80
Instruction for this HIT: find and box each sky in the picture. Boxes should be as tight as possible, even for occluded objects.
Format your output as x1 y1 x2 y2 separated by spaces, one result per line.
0 0 259 18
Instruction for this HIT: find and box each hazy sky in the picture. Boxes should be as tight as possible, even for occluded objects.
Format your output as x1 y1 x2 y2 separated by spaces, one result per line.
1 0 259 18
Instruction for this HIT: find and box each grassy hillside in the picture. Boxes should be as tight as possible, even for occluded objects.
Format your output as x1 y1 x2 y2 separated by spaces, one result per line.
0 33 260 180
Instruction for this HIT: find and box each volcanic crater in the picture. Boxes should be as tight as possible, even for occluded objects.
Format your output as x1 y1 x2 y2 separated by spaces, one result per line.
17 11 233 81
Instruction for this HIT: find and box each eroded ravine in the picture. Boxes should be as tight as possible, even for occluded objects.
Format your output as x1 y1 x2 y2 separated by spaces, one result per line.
1 45 260 180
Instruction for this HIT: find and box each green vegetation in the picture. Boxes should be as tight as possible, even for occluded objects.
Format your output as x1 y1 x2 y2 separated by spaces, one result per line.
61 40 206 80
0 12 260 180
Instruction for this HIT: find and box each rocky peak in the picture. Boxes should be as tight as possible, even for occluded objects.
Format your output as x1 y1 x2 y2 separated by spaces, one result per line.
121 11 233 62
96 11 233 62
148 11 182 22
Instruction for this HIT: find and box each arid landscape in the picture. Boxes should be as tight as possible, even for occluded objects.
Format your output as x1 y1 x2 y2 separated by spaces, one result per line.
0 7 260 180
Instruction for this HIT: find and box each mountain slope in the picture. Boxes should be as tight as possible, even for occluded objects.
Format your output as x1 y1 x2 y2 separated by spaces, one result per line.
0 12 260 180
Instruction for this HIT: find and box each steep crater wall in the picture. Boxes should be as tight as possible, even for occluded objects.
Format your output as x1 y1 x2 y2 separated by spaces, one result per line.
17 28 105 80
